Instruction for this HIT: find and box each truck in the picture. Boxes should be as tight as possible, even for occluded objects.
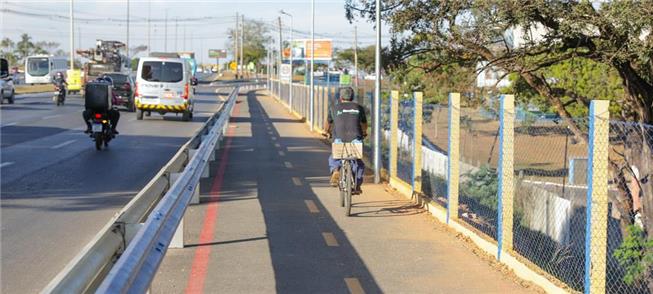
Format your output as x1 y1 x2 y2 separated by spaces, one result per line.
77 40 131 87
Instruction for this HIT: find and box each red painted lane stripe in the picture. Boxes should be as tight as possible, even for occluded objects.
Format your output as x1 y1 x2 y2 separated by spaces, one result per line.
185 100 242 294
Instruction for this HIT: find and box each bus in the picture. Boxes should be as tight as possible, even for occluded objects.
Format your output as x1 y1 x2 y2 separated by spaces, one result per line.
24 55 68 84
178 52 197 76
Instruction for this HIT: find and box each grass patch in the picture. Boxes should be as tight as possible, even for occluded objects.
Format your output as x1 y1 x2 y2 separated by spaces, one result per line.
15 84 54 94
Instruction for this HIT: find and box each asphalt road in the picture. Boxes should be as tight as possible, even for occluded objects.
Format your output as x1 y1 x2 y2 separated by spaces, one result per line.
0 79 228 294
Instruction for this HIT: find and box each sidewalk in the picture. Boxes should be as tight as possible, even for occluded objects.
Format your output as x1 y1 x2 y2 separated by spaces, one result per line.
152 89 541 293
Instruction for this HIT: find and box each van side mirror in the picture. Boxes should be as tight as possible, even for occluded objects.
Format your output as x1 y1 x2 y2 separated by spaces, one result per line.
191 78 198 86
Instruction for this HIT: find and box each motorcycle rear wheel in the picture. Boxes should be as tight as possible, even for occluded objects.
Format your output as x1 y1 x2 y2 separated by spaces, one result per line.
94 133 103 150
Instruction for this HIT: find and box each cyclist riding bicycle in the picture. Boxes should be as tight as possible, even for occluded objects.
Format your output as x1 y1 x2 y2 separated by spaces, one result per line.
325 86 367 194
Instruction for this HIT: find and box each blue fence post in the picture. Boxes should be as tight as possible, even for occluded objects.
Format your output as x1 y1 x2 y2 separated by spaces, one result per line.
584 100 609 294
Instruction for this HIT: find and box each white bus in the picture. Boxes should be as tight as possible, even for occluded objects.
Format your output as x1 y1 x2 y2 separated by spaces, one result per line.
24 55 68 84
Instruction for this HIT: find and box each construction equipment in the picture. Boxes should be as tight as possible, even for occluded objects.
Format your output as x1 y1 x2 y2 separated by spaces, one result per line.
78 40 131 86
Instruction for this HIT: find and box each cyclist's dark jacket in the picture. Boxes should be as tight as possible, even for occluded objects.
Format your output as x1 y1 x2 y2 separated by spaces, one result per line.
328 101 367 142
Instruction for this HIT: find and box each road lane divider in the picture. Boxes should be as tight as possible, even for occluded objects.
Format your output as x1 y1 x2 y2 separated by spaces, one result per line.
291 177 302 186
284 161 293 168
43 114 62 120
42 84 258 294
51 140 77 149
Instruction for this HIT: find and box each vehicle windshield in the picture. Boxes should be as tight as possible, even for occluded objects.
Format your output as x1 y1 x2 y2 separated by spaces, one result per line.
141 61 183 83
105 74 128 84
88 64 113 76
27 57 49 76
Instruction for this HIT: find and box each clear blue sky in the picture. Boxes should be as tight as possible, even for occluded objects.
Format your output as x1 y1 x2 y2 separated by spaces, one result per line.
1 0 390 64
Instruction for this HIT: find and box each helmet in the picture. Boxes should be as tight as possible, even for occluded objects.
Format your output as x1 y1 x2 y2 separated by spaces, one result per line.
55 72 64 78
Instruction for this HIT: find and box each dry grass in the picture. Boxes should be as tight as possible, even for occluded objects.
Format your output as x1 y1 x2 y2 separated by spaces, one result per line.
14 84 54 94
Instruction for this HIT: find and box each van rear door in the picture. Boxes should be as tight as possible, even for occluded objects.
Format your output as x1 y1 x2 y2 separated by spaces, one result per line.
139 60 186 106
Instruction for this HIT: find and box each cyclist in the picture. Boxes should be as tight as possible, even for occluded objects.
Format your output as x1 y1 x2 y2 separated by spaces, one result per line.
325 86 367 194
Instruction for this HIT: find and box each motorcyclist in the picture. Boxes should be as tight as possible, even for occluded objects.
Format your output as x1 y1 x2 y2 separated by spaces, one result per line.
52 72 67 99
83 75 120 134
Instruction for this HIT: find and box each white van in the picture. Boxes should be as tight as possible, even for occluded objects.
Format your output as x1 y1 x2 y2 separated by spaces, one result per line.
135 57 195 121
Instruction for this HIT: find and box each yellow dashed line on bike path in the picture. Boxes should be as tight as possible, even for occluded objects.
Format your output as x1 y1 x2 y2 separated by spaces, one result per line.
322 232 339 247
304 200 319 213
344 278 365 294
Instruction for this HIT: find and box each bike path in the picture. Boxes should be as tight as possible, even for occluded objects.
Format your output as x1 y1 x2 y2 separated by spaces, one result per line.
152 89 540 293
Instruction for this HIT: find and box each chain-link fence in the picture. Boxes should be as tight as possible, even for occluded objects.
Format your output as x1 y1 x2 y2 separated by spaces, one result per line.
605 122 653 294
457 103 501 240
421 103 449 206
513 117 589 291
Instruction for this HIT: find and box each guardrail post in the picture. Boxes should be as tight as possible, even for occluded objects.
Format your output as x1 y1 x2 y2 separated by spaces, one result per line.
389 91 399 179
447 93 461 224
497 94 515 259
584 100 609 294
413 92 423 194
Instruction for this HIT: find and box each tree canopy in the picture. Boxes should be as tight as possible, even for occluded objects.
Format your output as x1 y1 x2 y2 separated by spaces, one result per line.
225 20 271 67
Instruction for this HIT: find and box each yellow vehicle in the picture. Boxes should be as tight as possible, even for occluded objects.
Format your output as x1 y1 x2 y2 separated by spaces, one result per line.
66 69 82 94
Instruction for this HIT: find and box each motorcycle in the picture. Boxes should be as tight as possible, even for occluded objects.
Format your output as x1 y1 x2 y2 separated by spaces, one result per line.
53 84 66 106
89 112 114 150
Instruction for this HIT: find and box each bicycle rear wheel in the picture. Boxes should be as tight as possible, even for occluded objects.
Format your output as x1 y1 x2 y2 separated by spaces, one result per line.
344 161 352 216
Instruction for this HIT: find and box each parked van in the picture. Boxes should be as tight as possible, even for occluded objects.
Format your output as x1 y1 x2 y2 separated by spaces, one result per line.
135 57 195 121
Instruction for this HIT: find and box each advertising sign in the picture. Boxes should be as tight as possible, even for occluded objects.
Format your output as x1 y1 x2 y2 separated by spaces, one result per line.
280 64 292 82
209 49 227 59
282 39 332 61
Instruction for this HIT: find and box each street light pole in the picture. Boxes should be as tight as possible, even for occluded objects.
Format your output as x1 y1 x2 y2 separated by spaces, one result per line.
309 0 315 131
126 0 129 58
147 0 151 54
69 0 74 69
373 0 381 183
280 10 293 109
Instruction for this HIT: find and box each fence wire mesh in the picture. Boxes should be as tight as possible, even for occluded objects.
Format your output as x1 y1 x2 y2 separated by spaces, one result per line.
458 103 500 240
396 97 415 184
421 103 449 206
605 121 653 294
513 116 589 291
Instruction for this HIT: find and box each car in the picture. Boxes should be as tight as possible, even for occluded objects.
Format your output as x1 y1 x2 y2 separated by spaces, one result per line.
104 72 135 112
134 56 196 121
0 58 16 104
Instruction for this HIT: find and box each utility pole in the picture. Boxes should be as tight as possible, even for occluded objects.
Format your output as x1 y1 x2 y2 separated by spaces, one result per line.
175 18 178 52
310 0 315 131
183 26 186 51
240 15 244 78
69 0 74 69
235 13 239 79
373 0 381 183
164 10 168 52
277 17 282 81
147 0 151 54
78 27 81 54
354 25 359 89
126 0 129 58
280 10 293 108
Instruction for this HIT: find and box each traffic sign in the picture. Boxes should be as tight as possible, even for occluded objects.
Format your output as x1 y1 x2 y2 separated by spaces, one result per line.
280 64 292 82
229 61 237 71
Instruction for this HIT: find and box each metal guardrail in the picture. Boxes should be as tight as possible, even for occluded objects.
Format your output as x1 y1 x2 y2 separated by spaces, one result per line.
42 86 241 294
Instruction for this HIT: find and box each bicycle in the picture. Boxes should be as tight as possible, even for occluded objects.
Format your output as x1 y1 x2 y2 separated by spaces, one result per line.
332 141 363 217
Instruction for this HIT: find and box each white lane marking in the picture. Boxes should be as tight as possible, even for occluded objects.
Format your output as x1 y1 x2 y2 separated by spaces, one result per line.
43 114 62 120
0 162 15 168
1 122 17 128
278 150 285 156
292 177 302 186
284 161 293 168
51 139 77 149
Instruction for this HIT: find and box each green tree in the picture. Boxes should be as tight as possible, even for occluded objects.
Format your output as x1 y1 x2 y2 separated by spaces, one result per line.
15 33 35 62
225 20 271 71
334 45 377 73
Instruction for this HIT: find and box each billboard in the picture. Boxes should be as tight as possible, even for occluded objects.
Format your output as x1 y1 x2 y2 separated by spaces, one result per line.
282 39 332 61
208 49 227 59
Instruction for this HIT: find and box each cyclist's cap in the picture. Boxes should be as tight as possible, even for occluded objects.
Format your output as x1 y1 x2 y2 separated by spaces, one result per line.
339 87 354 101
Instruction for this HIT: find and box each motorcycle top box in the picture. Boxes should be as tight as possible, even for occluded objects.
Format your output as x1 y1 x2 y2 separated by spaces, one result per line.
84 82 112 111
